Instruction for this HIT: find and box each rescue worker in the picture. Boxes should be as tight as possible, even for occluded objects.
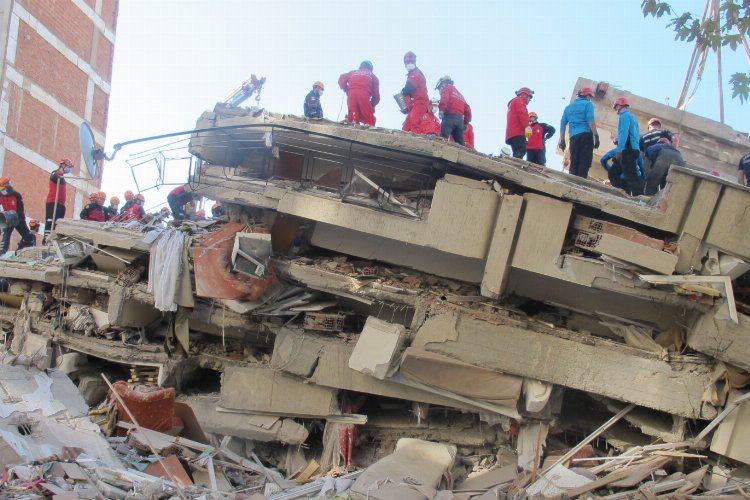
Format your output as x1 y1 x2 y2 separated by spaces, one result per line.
121 193 146 221
738 151 750 187
194 209 206 221
526 112 556 166
559 87 600 178
107 196 120 221
80 192 107 222
505 87 534 158
401 52 440 135
0 177 35 254
18 219 40 250
167 184 197 221
463 123 475 150
119 190 136 215
304 81 324 119
436 76 471 146
639 117 675 153
338 60 380 126
600 137 646 190
613 97 645 196
644 137 684 195
45 158 73 239
211 202 226 218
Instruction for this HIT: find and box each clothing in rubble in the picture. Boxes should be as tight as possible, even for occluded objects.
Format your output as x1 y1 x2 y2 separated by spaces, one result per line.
614 104 645 196
526 119 555 166
167 184 195 220
0 185 34 254
303 85 323 119
401 64 440 135
559 95 598 178
738 151 750 187
338 61 380 126
644 140 684 195
438 80 471 146
600 147 645 189
80 202 107 222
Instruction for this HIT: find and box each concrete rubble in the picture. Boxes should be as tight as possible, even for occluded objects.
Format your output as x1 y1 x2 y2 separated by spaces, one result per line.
0 87 749 498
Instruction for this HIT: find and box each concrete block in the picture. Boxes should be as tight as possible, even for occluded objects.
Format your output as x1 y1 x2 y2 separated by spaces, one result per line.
511 193 571 272
348 317 406 380
710 390 750 465
575 232 677 275
77 374 108 406
21 333 52 369
688 310 750 372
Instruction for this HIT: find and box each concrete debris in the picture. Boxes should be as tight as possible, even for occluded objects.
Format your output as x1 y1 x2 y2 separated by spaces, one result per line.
2 90 750 497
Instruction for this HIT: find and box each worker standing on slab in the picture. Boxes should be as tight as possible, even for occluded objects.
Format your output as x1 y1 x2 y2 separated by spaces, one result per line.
558 87 599 178
738 151 750 187
119 190 135 215
303 81 324 119
44 158 73 240
639 117 675 153
437 76 471 146
338 61 380 126
401 52 440 135
644 137 685 195
79 192 107 222
613 97 645 196
526 112 555 166
167 184 197 221
505 87 534 158
0 177 35 254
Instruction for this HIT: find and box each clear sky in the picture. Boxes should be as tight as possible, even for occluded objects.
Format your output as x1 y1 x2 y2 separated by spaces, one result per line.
101 0 747 211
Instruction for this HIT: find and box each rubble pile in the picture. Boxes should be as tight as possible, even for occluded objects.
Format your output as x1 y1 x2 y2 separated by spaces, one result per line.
1 102 749 498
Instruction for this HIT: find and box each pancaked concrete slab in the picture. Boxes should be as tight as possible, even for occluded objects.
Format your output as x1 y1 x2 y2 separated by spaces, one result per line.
220 365 338 418
412 309 715 419
689 310 750 372
348 317 406 380
53 219 155 252
180 395 309 445
710 390 750 465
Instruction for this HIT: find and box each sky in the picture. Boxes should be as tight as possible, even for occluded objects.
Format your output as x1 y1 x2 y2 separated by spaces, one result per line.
100 0 748 211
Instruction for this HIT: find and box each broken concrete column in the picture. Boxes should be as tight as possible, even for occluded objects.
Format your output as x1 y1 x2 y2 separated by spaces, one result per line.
689 309 750 372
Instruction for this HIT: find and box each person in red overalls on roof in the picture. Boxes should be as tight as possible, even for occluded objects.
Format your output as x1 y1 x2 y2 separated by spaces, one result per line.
401 52 440 135
80 192 107 222
436 76 471 146
338 61 380 126
0 177 35 254
45 158 73 240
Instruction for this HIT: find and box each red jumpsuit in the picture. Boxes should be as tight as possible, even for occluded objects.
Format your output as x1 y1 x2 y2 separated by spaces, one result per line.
505 96 530 141
449 122 476 149
338 68 380 126
401 68 440 135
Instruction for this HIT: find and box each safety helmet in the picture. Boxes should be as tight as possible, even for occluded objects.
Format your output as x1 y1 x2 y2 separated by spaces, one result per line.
647 117 662 127
612 97 630 109
528 111 538 119
313 81 324 90
0 177 9 188
28 219 39 230
516 87 534 98
97 191 106 201
110 196 120 205
435 75 453 90
59 158 74 167
124 190 134 201
359 60 373 71
89 192 99 201
578 87 594 98
211 202 221 210
135 193 145 202
403 51 417 64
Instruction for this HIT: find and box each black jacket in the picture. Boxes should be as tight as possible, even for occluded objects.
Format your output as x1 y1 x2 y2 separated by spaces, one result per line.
304 90 323 118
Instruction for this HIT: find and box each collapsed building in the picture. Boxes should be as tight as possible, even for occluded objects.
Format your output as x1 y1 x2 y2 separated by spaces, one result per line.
1 80 749 498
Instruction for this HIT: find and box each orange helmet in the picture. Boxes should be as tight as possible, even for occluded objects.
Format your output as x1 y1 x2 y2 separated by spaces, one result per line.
613 97 630 109
528 111 538 119
124 190 134 201
89 192 99 201
60 158 74 167
0 177 9 188
110 196 120 205
313 81 325 90
97 191 106 200
135 193 145 202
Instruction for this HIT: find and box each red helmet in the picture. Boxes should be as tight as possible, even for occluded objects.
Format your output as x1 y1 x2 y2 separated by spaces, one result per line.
124 190 134 201
613 97 630 108
578 87 594 98
403 51 416 64
516 87 534 98
60 158 74 167
135 193 145 202
647 117 662 127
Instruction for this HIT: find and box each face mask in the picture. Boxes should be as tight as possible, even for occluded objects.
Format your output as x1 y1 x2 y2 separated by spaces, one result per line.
405 63 416 71
0 189 7 195
64 167 72 174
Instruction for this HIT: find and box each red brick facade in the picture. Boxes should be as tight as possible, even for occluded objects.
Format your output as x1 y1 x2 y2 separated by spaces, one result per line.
0 0 118 249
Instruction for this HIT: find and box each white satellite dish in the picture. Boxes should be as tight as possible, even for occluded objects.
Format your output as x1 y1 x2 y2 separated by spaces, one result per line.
79 122 102 178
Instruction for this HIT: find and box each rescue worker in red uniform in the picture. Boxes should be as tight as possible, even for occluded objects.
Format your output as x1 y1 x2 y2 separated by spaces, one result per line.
338 61 380 126
80 192 107 222
526 112 556 166
119 190 135 216
506 87 534 158
0 177 35 254
121 193 146 222
436 76 471 146
167 184 197 221
45 158 73 239
401 52 440 135
463 123 475 150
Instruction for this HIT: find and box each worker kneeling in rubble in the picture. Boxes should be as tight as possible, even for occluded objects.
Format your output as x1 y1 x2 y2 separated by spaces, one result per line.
167 184 198 221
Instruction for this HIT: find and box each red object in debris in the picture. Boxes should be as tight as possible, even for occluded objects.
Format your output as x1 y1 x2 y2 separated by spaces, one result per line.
111 381 176 434
192 223 277 300
710 170 720 177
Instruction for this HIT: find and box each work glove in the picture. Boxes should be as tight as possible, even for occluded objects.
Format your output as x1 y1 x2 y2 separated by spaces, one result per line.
558 138 566 152
593 133 600 149
524 126 532 139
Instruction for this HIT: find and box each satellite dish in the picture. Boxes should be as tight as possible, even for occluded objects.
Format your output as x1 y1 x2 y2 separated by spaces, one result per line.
79 122 103 178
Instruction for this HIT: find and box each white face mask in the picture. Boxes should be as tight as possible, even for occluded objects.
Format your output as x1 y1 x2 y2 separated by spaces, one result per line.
405 63 416 71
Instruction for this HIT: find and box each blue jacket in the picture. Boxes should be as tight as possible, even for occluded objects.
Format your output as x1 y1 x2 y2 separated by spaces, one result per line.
304 90 323 118
560 97 595 138
601 148 645 178
615 109 640 152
